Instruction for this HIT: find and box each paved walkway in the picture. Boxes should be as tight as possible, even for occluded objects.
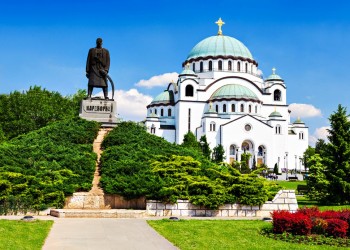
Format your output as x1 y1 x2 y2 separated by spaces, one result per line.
43 218 178 250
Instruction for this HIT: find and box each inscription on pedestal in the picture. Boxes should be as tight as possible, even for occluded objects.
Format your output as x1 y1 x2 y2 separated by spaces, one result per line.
80 99 117 126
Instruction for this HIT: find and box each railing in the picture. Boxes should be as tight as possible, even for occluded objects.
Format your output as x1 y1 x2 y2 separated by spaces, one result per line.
192 68 263 79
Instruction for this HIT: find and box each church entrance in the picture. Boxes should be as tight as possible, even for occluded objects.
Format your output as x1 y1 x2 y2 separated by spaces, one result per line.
241 140 254 168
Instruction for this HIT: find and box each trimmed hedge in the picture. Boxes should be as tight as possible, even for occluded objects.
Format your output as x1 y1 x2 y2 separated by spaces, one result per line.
272 207 350 238
0 118 99 214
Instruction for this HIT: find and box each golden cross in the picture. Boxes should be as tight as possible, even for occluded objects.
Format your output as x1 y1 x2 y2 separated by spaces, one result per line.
215 18 225 35
272 67 276 74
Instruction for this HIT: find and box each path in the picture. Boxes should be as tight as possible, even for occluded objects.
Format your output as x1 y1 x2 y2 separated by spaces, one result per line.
43 218 178 250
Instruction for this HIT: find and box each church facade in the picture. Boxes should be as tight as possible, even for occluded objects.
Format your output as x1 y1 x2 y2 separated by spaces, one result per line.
145 19 308 172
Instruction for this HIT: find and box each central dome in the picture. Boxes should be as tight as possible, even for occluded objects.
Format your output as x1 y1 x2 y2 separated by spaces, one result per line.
210 84 259 102
187 35 253 60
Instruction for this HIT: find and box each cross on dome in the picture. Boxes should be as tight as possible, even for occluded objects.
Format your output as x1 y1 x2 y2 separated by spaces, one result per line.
272 67 276 74
215 18 225 35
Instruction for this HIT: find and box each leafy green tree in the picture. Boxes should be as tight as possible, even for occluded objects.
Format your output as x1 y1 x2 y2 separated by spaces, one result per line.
182 131 200 150
303 146 315 171
315 139 327 156
0 126 5 143
212 144 225 163
323 105 350 204
199 135 211 159
273 163 279 175
306 154 329 202
240 153 251 174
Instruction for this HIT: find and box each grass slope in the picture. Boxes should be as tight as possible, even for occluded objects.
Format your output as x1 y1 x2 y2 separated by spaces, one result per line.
0 220 53 250
148 220 344 250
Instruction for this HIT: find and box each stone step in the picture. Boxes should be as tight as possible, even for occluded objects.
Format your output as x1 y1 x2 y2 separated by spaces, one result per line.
50 209 147 218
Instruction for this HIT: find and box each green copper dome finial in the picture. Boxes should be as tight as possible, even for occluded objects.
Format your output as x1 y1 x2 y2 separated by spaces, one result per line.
215 18 225 36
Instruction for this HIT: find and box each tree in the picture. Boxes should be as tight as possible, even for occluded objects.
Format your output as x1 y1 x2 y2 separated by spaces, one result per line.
315 139 327 156
240 153 251 174
303 146 315 171
306 154 329 202
182 131 200 150
212 144 225 163
323 105 350 204
273 163 279 175
199 135 211 159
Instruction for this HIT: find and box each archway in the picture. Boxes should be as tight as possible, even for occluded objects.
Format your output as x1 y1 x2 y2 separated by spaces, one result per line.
257 145 266 166
241 140 254 168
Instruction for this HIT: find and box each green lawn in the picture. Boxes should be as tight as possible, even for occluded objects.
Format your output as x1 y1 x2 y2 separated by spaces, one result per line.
148 220 345 250
276 180 305 190
297 196 350 211
0 219 53 250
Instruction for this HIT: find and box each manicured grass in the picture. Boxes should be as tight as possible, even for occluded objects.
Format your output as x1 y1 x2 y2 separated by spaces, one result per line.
276 180 306 190
297 196 350 211
0 219 53 250
148 219 343 250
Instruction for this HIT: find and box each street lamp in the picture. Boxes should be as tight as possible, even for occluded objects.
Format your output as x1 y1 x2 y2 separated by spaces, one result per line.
236 147 239 161
295 155 297 177
285 152 288 180
277 156 280 173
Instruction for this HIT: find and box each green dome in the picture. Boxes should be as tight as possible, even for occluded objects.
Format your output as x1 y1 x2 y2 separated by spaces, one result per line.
180 68 196 75
266 68 283 81
293 117 305 124
210 84 259 101
269 111 282 117
187 35 253 60
151 90 174 105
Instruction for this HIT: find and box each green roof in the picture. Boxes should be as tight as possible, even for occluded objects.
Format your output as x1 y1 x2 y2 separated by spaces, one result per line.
266 68 283 81
187 35 253 60
210 84 259 101
180 68 196 75
269 111 282 117
151 90 174 105
293 117 305 124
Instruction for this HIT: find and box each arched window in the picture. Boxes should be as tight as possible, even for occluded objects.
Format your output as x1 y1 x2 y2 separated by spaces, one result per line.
215 105 218 113
151 124 156 134
299 132 304 140
209 61 213 71
228 61 232 71
200 62 203 72
168 108 172 117
258 146 263 156
245 63 248 73
275 125 281 134
210 122 216 132
251 64 254 73
231 104 236 112
149 109 152 114
192 63 196 72
240 104 244 112
218 60 222 71
160 108 164 117
223 104 227 113
230 145 236 155
185 85 194 97
237 61 241 72
274 89 281 101
249 105 252 113
255 105 258 113
155 109 157 115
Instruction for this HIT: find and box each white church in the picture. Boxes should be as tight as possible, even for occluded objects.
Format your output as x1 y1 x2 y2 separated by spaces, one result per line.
145 19 308 171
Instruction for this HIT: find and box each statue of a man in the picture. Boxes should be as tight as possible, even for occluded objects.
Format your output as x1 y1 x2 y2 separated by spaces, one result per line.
86 38 110 99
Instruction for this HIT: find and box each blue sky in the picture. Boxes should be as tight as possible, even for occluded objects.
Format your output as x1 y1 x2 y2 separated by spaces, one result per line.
1 0 350 145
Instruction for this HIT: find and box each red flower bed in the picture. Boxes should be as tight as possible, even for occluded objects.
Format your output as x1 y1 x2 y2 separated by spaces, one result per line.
272 208 350 238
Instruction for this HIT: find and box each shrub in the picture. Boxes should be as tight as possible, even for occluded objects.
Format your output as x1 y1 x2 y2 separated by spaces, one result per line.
325 219 348 238
289 213 312 235
272 210 293 234
312 218 328 235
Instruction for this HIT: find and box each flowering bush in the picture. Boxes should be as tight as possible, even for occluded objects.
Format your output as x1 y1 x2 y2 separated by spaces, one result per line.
272 207 350 238
325 219 348 238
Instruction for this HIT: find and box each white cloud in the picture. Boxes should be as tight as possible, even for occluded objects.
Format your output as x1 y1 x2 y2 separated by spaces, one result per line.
289 103 322 118
309 126 329 146
135 72 178 89
94 88 152 121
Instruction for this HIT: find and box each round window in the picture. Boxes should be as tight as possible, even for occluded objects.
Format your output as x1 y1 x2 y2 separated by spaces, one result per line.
245 124 252 131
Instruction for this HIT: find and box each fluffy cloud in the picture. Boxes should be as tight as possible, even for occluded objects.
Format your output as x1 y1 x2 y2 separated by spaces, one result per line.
289 103 322 118
309 126 330 146
135 72 178 89
94 88 152 121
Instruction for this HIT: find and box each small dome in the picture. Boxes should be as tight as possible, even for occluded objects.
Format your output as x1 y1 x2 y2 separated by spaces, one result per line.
266 68 283 81
179 68 196 76
210 84 259 102
151 90 174 105
293 117 305 124
205 104 217 114
187 35 253 61
269 111 282 118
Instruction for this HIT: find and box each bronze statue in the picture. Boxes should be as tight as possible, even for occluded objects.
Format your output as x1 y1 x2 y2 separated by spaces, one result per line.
86 38 110 99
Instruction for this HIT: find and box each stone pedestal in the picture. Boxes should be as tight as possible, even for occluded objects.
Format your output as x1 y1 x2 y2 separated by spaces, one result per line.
79 98 117 127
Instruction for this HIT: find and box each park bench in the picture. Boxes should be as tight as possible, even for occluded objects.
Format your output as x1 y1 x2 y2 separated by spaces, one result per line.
297 185 308 195
288 176 299 181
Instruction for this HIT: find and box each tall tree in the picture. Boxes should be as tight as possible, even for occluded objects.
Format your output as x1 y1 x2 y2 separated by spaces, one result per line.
182 131 200 150
324 104 350 204
199 135 211 159
212 144 225 163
